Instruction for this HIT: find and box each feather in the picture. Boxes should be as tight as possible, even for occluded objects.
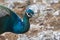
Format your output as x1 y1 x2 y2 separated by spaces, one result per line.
0 5 34 34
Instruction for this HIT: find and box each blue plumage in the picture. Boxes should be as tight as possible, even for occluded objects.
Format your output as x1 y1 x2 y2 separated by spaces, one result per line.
0 5 34 34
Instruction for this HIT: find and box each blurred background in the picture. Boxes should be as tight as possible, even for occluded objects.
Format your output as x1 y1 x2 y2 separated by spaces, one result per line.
0 0 60 40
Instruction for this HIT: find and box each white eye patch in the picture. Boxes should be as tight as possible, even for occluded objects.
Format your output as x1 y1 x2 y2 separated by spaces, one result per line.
0 8 10 17
26 12 33 17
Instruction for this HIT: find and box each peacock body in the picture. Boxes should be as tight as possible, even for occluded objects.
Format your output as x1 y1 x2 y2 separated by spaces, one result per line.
0 5 34 34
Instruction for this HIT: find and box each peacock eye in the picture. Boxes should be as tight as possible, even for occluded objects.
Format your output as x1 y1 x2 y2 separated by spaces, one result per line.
28 13 30 15
26 12 33 17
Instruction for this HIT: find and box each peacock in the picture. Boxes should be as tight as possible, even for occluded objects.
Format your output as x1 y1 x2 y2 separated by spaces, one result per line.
0 5 34 34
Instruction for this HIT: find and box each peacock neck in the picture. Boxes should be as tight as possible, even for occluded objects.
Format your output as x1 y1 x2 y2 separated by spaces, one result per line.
23 13 30 25
22 13 30 33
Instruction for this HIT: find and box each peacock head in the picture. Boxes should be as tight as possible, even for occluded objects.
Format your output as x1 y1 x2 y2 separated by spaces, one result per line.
26 9 34 18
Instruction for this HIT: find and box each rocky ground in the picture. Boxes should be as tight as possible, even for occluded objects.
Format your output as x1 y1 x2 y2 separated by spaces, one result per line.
0 0 60 40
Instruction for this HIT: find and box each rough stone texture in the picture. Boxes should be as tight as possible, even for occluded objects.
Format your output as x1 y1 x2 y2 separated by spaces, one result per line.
0 0 60 40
